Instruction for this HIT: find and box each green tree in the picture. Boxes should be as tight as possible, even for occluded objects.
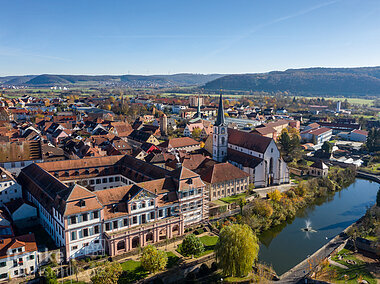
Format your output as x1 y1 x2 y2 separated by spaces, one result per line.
366 128 380 152
278 131 292 155
140 245 168 273
215 224 259 277
321 141 333 157
91 262 122 284
44 266 57 284
181 234 204 257
192 128 202 139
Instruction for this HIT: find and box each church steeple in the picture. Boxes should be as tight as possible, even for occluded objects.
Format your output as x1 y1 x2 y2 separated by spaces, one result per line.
215 92 225 126
196 94 201 119
213 91 228 162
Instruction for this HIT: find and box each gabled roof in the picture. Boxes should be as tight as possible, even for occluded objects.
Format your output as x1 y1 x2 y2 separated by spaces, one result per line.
310 160 328 170
228 128 272 153
198 162 249 184
0 233 37 259
227 148 263 169
158 137 199 149
168 166 199 180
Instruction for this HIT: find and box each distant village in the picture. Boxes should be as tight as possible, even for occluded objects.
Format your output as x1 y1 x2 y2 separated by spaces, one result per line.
0 89 377 281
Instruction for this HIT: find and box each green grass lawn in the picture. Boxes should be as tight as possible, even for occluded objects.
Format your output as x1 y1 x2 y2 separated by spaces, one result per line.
328 249 377 284
360 163 380 174
119 260 148 283
219 193 246 204
294 96 375 106
166 251 179 268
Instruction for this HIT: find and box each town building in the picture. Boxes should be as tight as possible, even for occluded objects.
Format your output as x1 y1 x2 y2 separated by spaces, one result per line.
337 129 368 142
0 234 38 280
197 162 249 201
158 137 200 153
0 168 22 204
18 155 207 260
212 93 289 187
301 127 333 145
308 160 329 177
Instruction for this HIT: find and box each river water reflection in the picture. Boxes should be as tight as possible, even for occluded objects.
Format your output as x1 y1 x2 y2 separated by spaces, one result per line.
258 179 379 275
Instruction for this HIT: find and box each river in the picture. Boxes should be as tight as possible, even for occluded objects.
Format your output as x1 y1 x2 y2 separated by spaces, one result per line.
258 178 379 275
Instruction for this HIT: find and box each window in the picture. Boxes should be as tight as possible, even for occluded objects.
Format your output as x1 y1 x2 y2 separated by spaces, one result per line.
132 204 136 210
72 245 78 250
102 178 107 183
83 228 89 237
113 220 118 229
30 266 34 272
90 180 95 185
14 270 18 276
82 213 88 222
150 212 155 219
0 262 5 267
109 177 114 182
96 179 101 184
141 202 146 208
150 200 154 206
105 223 111 231
123 218 128 226
0 273 7 279
158 209 163 217
115 176 120 182
17 248 22 253
93 211 99 219
70 216 77 225
94 225 100 234
132 216 137 224
29 255 35 260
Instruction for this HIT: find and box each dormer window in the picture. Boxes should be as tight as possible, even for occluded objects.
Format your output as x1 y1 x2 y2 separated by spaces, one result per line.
78 200 86 207
132 203 137 210
65 171 69 177
186 178 193 185
84 169 90 175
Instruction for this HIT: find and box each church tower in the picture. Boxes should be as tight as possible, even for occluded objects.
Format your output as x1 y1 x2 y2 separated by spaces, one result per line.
213 92 228 162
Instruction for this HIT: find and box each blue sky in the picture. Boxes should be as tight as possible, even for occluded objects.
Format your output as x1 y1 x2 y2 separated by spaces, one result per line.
1 0 380 76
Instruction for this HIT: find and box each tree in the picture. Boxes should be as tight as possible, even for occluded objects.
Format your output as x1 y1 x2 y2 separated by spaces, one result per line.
91 261 122 284
321 141 333 158
267 189 282 202
278 130 292 155
70 259 82 282
238 196 247 215
140 245 168 273
367 128 380 152
192 128 202 139
181 234 204 257
44 266 57 284
215 224 259 277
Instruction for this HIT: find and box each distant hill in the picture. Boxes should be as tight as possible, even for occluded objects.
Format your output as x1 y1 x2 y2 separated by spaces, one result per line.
204 67 380 96
0 73 225 88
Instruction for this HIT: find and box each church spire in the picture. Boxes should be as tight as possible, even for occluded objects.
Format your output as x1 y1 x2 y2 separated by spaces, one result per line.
196 94 201 118
215 91 225 126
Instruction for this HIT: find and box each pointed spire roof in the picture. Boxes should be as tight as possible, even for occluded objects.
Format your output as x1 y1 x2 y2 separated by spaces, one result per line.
215 92 225 126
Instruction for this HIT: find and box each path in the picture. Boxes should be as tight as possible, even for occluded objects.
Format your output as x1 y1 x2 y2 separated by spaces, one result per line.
249 182 295 199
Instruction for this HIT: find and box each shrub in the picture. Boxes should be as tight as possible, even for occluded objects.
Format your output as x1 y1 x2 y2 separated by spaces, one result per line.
140 245 167 273
267 189 282 202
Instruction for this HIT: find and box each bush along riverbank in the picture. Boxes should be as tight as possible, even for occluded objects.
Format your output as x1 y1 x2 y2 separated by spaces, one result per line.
240 166 357 233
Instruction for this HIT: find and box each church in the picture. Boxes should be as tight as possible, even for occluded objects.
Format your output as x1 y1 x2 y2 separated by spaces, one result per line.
212 93 289 188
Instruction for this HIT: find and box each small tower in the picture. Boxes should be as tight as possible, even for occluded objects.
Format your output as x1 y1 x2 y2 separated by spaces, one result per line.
160 113 168 136
213 92 228 162
196 95 201 119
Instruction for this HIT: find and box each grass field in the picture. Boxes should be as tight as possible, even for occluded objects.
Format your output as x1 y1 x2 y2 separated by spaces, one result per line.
295 96 375 106
219 193 246 204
